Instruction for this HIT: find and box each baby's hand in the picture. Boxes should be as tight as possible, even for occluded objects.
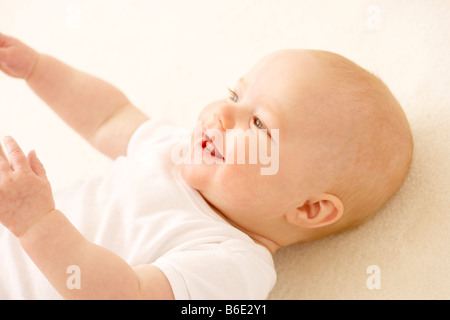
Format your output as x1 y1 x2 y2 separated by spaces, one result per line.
0 137 55 237
0 33 39 79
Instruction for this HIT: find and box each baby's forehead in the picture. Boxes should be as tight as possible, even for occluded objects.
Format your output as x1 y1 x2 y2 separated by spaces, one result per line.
246 50 322 81
246 51 335 101
244 51 340 121
246 49 382 116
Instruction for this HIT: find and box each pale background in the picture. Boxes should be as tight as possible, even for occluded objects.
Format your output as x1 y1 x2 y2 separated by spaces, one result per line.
1 0 449 299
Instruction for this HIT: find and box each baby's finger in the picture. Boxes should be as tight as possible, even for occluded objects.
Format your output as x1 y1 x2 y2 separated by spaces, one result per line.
0 141 6 160
0 33 6 45
0 148 9 173
0 49 7 61
3 136 30 172
27 150 48 179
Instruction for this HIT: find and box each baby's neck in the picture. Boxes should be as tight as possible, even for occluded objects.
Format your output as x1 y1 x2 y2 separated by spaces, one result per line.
202 196 280 255
242 230 280 255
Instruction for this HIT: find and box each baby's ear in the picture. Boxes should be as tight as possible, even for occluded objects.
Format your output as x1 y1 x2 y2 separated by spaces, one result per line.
286 194 344 228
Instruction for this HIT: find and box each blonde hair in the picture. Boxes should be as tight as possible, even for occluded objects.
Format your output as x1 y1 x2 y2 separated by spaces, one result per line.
308 50 414 237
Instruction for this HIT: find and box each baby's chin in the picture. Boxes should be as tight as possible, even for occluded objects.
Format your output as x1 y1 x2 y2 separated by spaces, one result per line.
179 161 214 193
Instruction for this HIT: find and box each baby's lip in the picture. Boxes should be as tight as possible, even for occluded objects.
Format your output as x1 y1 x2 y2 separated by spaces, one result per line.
202 129 225 160
201 128 212 147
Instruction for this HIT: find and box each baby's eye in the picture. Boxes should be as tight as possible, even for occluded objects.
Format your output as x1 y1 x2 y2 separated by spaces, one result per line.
227 88 240 103
252 116 265 130
252 116 272 137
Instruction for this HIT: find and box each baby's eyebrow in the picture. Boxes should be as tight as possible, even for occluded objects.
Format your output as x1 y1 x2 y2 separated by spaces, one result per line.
237 77 248 91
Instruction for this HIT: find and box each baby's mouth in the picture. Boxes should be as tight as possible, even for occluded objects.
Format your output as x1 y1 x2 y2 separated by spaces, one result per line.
202 132 224 161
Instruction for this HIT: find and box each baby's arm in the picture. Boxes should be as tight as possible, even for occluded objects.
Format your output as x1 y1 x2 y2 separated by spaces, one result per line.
0 33 148 159
0 137 174 299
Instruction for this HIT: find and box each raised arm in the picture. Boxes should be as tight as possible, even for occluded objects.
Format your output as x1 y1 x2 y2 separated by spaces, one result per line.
0 137 173 299
0 33 148 159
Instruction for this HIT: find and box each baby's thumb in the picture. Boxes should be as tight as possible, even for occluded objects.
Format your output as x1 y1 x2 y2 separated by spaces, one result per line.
0 49 7 61
27 150 48 179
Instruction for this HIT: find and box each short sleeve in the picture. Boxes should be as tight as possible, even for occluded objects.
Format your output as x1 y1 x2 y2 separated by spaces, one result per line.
152 241 276 300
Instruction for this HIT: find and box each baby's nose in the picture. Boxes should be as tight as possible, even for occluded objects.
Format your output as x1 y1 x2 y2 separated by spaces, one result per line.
214 104 236 130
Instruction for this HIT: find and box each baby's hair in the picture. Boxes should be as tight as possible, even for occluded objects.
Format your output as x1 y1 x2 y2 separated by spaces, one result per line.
307 50 414 237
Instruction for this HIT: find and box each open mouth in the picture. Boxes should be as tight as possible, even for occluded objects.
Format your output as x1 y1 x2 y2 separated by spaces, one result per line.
202 131 224 161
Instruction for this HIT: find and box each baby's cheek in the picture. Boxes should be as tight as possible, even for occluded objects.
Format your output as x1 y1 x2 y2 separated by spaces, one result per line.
219 165 263 205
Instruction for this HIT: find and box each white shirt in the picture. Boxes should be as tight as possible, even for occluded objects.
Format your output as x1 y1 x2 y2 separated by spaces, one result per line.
0 119 276 299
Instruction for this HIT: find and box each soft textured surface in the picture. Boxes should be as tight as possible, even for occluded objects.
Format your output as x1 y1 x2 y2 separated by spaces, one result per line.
1 0 449 299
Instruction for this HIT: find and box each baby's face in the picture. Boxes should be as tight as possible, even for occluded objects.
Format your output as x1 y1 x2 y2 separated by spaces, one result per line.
180 50 336 233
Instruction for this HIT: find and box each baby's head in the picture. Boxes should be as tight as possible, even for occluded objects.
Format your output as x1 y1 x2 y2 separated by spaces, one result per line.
180 49 413 252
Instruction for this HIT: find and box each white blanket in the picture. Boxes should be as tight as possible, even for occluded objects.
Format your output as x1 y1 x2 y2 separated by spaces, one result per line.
1 0 449 299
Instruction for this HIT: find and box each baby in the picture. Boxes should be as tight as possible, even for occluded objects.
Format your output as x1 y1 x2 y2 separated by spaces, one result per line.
0 33 413 299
